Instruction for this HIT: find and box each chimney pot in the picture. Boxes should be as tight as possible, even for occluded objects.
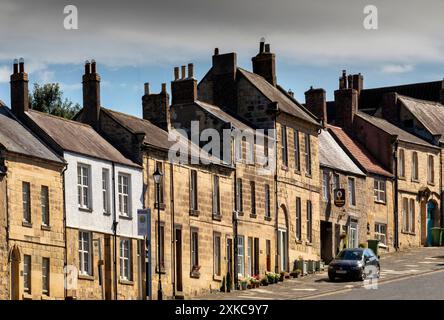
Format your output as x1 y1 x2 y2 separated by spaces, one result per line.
91 59 96 73
13 59 18 74
85 60 91 75
19 58 24 73
161 83 167 93
265 44 270 53
259 41 265 53
214 48 219 55
181 66 186 79
174 67 179 81
188 63 194 78
144 83 150 95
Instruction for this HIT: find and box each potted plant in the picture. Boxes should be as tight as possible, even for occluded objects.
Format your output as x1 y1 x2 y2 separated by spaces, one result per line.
279 271 285 282
239 278 248 290
260 276 269 286
290 269 302 278
284 272 290 279
266 271 275 284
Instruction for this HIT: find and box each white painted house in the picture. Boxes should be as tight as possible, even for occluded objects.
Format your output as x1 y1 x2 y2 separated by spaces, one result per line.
24 109 144 299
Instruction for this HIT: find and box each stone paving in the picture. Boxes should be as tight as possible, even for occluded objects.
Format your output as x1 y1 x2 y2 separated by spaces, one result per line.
195 247 444 300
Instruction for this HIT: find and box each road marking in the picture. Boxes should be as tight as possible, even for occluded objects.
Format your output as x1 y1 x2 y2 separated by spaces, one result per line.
291 288 317 291
301 268 444 300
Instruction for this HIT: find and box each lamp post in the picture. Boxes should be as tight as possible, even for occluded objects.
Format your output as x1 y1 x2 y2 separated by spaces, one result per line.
153 167 163 300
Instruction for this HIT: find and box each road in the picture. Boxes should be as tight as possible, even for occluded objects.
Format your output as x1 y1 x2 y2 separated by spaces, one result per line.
197 247 444 300
313 269 444 300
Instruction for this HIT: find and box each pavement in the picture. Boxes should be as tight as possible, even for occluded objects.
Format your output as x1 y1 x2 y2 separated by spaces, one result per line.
195 247 444 300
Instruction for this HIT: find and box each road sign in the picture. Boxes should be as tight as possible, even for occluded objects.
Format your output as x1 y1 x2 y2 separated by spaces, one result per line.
138 209 150 237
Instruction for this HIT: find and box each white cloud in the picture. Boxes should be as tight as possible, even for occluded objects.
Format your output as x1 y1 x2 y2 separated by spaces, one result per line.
381 64 414 74
0 66 9 83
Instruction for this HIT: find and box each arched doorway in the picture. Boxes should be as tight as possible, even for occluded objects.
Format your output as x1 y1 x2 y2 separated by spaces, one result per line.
277 205 289 272
9 245 21 300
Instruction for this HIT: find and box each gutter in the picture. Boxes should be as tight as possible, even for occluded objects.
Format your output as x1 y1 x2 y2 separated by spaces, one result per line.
393 139 400 250
111 161 118 300
170 162 176 298
61 163 68 299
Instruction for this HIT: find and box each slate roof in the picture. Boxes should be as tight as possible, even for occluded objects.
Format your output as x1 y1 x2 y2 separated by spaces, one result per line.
327 125 392 177
319 129 365 176
0 105 62 164
356 112 437 148
359 80 443 114
398 95 444 143
26 110 138 167
237 68 320 126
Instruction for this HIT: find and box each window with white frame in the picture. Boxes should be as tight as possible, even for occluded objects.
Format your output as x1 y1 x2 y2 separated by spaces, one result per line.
23 254 31 293
120 238 132 281
191 229 199 272
237 235 244 277
102 169 110 214
235 178 243 213
322 170 330 201
41 186 49 226
78 231 92 275
374 223 387 245
294 130 300 171
77 164 91 209
304 133 312 175
374 178 386 203
42 257 50 295
22 182 31 223
213 233 221 276
281 125 288 166
247 237 253 276
428 155 434 184
118 173 131 217
332 173 340 191
235 137 243 162
212 175 220 216
412 152 419 180
348 177 356 206
398 149 405 178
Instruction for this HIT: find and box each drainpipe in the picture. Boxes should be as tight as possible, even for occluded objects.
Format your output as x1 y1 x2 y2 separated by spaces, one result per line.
61 164 68 299
440 145 443 228
111 161 118 299
170 162 176 297
393 140 400 250
233 169 238 290
2 157 10 299
274 110 279 273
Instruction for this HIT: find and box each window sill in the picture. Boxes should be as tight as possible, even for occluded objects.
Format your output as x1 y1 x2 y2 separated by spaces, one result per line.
78 274 94 281
295 239 303 244
411 179 419 183
294 170 301 175
213 275 223 282
155 203 166 210
212 214 222 221
305 241 313 246
281 165 289 171
305 173 312 178
398 176 406 181
78 207 93 213
22 293 33 300
103 211 111 216
156 267 166 275
264 216 272 222
190 271 201 279
190 209 200 217
22 221 32 228
401 231 416 236
249 213 257 219
41 294 51 300
41 225 51 231
119 278 134 286
119 214 132 220
428 182 435 187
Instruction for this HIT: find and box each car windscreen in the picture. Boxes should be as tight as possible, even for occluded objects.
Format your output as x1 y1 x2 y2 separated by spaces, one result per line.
336 250 362 260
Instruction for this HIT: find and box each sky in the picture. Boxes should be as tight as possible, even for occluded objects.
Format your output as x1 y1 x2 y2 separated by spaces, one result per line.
1 0 444 117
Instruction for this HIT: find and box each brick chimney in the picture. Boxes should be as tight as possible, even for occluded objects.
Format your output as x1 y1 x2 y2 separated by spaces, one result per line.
82 60 101 130
142 82 170 131
171 63 197 105
10 58 29 117
252 39 276 87
212 49 237 113
305 87 327 126
352 73 364 94
334 71 358 130
381 92 398 123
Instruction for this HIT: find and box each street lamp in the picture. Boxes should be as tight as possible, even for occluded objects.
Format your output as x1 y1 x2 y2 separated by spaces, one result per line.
153 167 163 300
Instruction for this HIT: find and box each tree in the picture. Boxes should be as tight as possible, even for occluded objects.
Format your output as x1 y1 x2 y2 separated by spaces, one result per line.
29 83 81 119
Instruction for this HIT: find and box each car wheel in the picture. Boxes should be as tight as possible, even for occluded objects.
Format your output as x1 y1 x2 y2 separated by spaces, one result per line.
360 268 367 281
328 273 335 282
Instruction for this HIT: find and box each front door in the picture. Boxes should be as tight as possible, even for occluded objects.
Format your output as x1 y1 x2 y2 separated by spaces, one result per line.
427 202 435 246
175 228 183 293
226 238 233 291
278 229 288 272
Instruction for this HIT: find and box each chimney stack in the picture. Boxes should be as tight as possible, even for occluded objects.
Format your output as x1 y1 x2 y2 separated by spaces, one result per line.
252 39 276 86
142 82 170 131
171 64 197 105
334 71 358 131
82 59 101 130
381 92 399 123
352 73 364 94
211 51 238 112
305 87 327 126
10 58 29 117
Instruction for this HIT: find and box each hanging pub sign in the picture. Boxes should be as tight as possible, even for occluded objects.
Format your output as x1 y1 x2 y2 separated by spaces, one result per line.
137 208 150 237
334 188 346 207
